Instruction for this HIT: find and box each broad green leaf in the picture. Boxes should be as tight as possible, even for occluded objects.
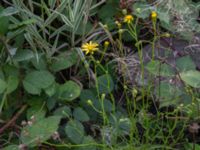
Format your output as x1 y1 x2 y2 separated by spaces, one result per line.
46 97 57 111
0 70 4 80
3 65 19 77
13 49 34 62
0 79 6 94
176 56 196 72
2 145 19 150
185 143 200 150
79 89 99 120
23 70 55 94
94 99 113 113
80 89 113 113
65 120 85 144
157 7 171 25
51 51 78 72
53 106 71 118
98 4 116 21
26 106 46 122
0 7 9 35
23 80 41 95
21 116 61 147
73 107 90 122
31 55 47 70
45 83 56 97
118 118 131 135
26 96 45 107
97 74 114 94
6 76 19 93
58 80 81 101
146 60 174 77
132 2 151 19
180 70 200 88
80 89 96 101
156 82 182 107
77 136 97 150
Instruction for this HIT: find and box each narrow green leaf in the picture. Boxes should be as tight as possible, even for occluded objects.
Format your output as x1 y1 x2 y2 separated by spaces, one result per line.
0 7 19 17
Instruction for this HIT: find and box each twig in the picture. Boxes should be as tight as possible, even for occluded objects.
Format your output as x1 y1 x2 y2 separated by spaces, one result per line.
0 105 27 135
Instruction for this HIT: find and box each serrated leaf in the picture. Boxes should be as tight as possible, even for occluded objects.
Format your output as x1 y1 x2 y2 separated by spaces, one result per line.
180 70 200 88
21 116 61 147
58 80 81 101
65 120 85 144
73 107 90 122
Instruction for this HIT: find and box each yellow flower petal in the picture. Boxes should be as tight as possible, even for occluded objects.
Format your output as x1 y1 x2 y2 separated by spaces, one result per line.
151 11 157 20
124 15 134 24
81 41 99 55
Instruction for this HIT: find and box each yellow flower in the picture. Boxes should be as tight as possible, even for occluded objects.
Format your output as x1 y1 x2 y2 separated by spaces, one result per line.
81 41 99 55
151 11 157 20
124 15 134 24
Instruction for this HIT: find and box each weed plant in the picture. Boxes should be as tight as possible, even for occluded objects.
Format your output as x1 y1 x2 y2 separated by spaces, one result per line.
0 0 200 150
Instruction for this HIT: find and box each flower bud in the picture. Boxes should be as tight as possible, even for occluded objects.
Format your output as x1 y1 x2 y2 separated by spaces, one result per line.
87 99 93 105
122 9 127 15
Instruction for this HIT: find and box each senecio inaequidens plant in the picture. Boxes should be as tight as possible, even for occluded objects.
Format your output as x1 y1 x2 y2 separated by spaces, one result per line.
1 0 200 149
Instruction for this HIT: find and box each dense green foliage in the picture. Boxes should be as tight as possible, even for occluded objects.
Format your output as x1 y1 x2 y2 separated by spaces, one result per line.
1 0 200 149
